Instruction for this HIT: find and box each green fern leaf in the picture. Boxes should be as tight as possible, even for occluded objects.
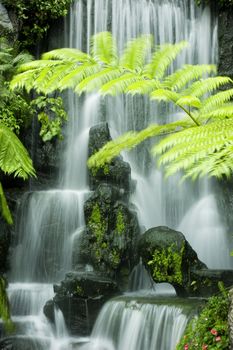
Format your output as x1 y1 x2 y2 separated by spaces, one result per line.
100 73 143 95
76 67 123 94
183 76 233 98
0 123 35 179
144 41 188 80
91 32 118 64
120 34 152 70
176 95 202 108
201 89 233 113
165 64 216 91
42 48 92 63
151 88 179 103
0 182 13 225
126 79 161 95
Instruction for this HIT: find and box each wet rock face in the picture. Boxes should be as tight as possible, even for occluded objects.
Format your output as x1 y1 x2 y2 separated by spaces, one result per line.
138 226 233 297
0 219 11 274
44 272 119 336
218 9 233 78
88 123 132 194
0 3 13 37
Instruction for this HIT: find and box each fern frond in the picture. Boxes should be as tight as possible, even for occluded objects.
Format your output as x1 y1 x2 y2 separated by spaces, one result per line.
0 123 35 179
0 182 13 225
42 48 92 63
176 96 202 108
49 63 100 91
165 64 216 91
17 60 63 72
0 277 13 332
126 79 161 95
100 73 143 95
152 119 233 179
88 118 191 168
151 88 179 103
144 41 188 80
120 34 152 70
183 76 233 98
10 69 40 93
91 32 118 64
201 89 233 113
199 104 233 121
76 67 123 94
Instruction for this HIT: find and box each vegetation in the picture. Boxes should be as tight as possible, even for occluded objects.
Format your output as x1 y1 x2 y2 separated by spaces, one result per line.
0 277 14 332
195 0 233 8
0 38 68 223
177 286 229 350
2 0 73 48
10 32 233 180
147 243 184 285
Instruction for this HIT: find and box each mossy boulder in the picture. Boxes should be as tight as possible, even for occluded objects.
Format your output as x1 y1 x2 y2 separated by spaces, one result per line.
44 272 119 335
83 183 139 287
138 226 206 296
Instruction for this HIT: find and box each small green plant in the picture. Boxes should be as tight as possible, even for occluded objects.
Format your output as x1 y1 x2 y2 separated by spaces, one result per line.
0 277 14 333
177 290 229 350
2 0 73 47
116 209 125 235
147 243 184 285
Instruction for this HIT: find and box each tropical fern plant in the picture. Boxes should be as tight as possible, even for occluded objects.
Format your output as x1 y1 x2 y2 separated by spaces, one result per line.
10 32 233 180
0 276 13 332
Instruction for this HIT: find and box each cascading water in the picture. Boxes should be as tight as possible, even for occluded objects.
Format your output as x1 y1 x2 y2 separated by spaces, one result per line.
4 1 232 350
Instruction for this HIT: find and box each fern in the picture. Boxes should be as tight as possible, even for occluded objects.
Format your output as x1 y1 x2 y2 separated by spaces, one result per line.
120 34 152 70
0 123 35 179
100 73 143 95
183 76 232 98
200 88 233 113
144 41 188 80
165 64 216 91
0 182 13 225
88 118 191 169
91 31 118 65
42 48 92 63
151 89 179 103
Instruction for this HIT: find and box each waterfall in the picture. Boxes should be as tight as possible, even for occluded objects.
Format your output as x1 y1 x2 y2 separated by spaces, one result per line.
4 1 231 350
80 297 197 350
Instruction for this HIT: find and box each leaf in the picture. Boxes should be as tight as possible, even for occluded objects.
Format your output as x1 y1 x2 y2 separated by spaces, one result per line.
0 182 13 225
150 88 179 103
91 32 118 64
176 96 202 108
144 41 188 80
120 34 152 70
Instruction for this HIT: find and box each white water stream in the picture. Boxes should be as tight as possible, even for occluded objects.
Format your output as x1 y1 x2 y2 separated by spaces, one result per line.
4 0 232 349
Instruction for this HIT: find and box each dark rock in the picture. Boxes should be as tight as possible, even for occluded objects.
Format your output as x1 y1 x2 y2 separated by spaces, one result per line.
0 3 13 37
88 123 131 194
0 218 11 273
44 272 119 335
218 8 233 78
138 226 207 297
84 183 139 286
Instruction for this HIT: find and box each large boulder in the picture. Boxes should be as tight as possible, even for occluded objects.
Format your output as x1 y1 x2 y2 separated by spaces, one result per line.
88 123 132 194
138 226 233 297
44 271 119 335
138 226 206 296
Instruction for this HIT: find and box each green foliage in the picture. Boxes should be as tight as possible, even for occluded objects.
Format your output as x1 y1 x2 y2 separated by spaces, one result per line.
11 32 233 180
31 96 67 142
0 183 13 225
0 277 14 333
147 243 183 285
2 0 73 47
116 209 125 235
176 291 229 350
